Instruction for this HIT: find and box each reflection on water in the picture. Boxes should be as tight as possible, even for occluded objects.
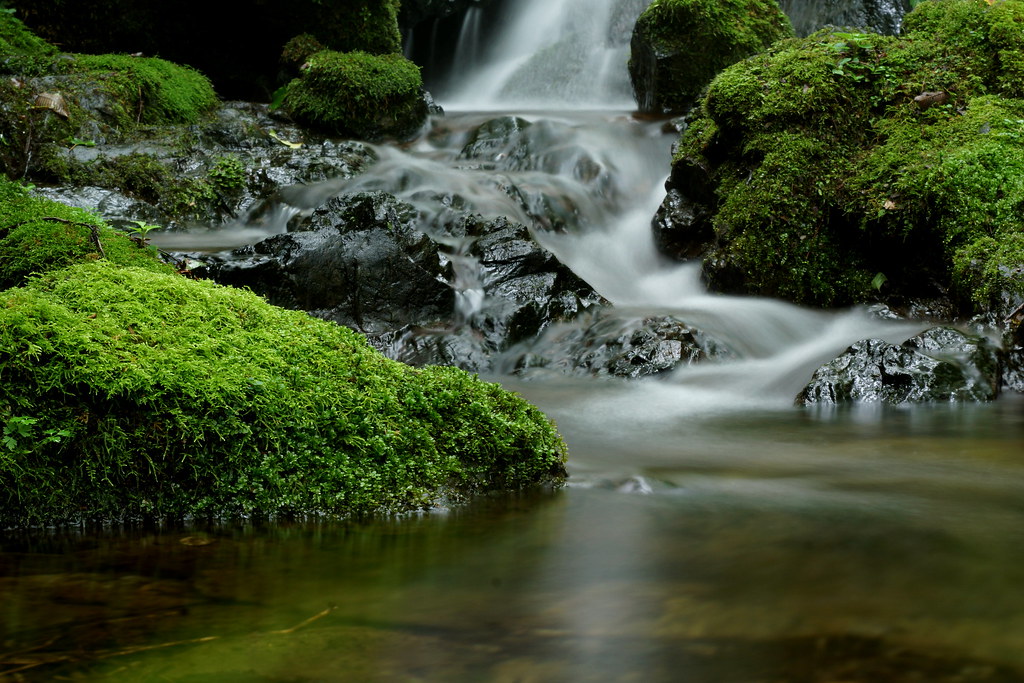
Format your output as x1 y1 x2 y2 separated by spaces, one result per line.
3 395 1024 681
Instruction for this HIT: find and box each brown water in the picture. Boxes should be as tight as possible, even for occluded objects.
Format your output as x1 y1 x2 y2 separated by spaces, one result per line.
3 392 1023 681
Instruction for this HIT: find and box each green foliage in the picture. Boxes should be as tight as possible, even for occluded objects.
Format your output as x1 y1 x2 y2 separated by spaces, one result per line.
0 177 173 289
283 50 427 140
0 261 567 526
629 0 793 112
66 53 218 125
674 0 1024 310
207 154 246 195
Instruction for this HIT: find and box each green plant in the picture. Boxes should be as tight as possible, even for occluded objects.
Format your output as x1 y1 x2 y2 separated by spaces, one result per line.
126 219 161 240
2 416 70 457
207 155 246 194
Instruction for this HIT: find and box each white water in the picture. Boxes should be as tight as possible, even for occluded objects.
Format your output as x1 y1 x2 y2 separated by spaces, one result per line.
438 0 648 110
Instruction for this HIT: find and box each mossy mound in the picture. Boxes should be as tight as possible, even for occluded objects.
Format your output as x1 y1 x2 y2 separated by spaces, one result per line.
0 178 173 289
66 54 218 126
670 0 1024 312
0 8 56 63
629 0 793 114
0 260 567 527
284 50 428 140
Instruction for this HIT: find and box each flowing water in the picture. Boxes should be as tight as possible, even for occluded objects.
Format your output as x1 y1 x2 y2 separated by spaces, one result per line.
6 0 1024 680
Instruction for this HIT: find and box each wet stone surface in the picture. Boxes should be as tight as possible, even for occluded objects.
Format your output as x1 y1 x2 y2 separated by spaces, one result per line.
798 326 1002 405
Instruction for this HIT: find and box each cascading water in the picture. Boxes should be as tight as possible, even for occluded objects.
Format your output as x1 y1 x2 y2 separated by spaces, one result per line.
436 0 650 110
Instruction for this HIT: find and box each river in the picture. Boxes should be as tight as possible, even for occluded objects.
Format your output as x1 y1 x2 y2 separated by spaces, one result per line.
4 0 1024 680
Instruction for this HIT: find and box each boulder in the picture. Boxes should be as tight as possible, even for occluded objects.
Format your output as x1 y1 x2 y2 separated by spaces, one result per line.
283 50 429 141
798 327 1001 404
629 0 793 114
665 0 1024 314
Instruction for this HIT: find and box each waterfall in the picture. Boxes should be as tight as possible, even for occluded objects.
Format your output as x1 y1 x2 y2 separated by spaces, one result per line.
437 0 649 110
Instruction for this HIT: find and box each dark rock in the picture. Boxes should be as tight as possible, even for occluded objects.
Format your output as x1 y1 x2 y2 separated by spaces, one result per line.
629 0 793 114
399 0 496 28
210 192 454 335
201 193 602 371
507 308 735 380
653 188 713 260
798 327 1001 404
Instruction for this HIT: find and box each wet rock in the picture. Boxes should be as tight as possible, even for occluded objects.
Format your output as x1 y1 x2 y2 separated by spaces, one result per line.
507 308 734 379
209 192 454 335
629 0 793 114
798 327 1001 404
653 187 713 260
780 0 911 38
201 194 602 370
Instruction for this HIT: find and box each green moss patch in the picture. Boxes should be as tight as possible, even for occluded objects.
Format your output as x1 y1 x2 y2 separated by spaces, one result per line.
66 54 218 126
0 178 173 289
0 8 57 62
283 50 427 140
0 261 566 527
672 0 1024 311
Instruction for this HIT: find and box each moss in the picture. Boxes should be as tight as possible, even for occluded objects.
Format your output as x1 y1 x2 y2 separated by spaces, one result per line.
0 177 173 289
65 54 218 126
0 8 57 63
281 33 326 68
283 50 427 140
629 0 793 113
0 260 566 527
672 0 1024 311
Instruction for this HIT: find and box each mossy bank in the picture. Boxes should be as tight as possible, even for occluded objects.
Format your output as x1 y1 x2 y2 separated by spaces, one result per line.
0 180 568 528
667 0 1024 314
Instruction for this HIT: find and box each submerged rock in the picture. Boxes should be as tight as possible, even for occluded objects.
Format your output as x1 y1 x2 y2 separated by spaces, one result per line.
798 327 1001 404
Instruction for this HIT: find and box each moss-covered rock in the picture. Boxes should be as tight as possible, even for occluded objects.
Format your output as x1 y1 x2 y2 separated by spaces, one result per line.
284 50 428 140
666 0 1024 313
0 178 173 289
0 180 567 527
0 12 219 180
629 0 793 113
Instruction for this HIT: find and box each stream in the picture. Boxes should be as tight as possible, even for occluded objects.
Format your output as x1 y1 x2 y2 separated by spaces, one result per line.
4 0 1024 680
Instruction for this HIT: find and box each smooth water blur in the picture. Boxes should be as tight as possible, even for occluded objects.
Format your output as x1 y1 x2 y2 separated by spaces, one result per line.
3 396 1024 681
